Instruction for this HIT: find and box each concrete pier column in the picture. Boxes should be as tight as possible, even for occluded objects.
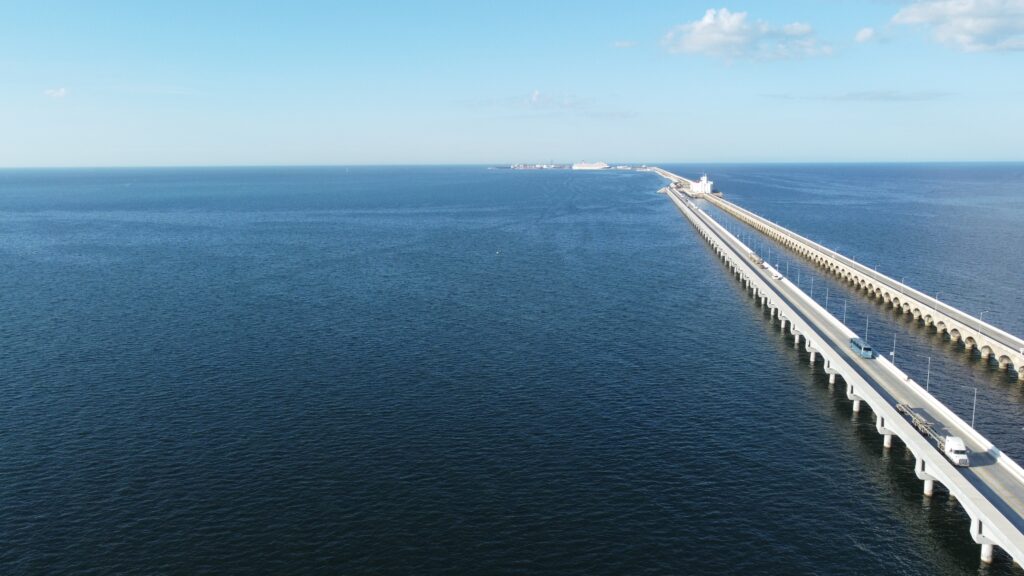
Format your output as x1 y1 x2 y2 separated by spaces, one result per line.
923 479 934 496
884 434 893 448
981 543 994 564
853 399 862 413
794 337 800 349
809 350 817 364
828 373 837 384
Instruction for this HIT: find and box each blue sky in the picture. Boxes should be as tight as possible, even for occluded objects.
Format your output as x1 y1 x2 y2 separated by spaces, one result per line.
2 1 1023 166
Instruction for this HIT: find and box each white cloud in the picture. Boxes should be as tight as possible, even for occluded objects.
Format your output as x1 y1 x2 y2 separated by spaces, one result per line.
612 40 637 49
662 8 831 60
892 0 1024 51
43 87 67 99
855 27 876 43
467 90 634 119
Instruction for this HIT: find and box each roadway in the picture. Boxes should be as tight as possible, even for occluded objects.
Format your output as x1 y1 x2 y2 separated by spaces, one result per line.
672 189 1024 548
704 194 1024 360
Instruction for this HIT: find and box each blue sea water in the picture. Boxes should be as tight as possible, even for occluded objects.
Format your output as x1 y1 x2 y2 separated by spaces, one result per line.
1 165 1022 574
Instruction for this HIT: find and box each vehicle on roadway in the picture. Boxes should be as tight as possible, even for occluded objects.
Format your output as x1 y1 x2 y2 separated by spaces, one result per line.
896 403 970 467
850 337 874 359
760 260 782 280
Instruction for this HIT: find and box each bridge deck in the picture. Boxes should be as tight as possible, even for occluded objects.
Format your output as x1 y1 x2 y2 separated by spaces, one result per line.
663 184 1024 565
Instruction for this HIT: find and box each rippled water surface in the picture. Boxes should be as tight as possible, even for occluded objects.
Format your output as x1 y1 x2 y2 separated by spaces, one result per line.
2 165 1022 574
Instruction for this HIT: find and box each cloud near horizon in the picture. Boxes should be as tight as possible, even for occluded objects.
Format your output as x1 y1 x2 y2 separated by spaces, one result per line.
855 27 876 43
467 90 635 120
43 87 67 98
662 8 831 60
892 0 1024 52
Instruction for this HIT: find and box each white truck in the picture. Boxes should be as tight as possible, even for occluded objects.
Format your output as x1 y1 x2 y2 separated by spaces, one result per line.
896 403 970 466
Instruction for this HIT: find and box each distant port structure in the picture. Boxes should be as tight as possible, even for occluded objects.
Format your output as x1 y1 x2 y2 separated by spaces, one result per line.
571 161 609 170
505 161 633 171
655 166 1024 567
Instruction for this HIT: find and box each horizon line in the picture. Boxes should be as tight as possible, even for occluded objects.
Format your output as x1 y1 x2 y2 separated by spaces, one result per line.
2 159 1024 170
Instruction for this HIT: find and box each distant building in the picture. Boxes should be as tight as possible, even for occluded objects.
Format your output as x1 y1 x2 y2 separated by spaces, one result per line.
692 173 714 194
571 161 609 171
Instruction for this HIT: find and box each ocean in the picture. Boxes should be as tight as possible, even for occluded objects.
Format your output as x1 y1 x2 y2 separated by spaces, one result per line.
2 164 1023 574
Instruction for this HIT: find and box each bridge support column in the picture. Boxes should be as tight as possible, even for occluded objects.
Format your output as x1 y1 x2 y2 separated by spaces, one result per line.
915 458 937 497
970 518 999 563
847 383 862 412
981 543 994 564
828 372 837 384
876 414 895 449
809 350 816 364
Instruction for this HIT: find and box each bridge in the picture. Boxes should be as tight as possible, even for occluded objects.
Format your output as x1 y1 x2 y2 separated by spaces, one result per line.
656 167 1024 567
653 167 1024 380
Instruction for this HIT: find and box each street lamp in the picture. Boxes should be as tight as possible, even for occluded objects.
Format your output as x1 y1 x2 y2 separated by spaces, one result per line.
925 357 931 392
972 387 978 428
843 299 848 324
900 276 906 295
981 310 990 322
890 334 897 367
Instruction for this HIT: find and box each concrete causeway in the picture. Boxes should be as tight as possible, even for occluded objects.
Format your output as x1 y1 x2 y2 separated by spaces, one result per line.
656 167 1024 566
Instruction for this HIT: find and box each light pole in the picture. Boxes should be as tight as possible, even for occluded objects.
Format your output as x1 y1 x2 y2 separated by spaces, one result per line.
925 357 931 392
890 334 897 367
825 287 830 309
900 276 906 295
981 310 990 322
810 277 815 298
865 315 870 341
972 387 978 428
843 300 848 324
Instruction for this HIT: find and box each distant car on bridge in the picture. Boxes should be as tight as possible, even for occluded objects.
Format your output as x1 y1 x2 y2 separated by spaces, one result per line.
850 337 875 359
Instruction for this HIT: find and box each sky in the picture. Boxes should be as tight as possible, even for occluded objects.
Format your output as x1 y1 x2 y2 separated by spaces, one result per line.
2 0 1023 166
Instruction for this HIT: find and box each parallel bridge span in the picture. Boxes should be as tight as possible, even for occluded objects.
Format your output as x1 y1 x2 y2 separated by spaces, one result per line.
653 166 1024 379
660 174 1024 566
